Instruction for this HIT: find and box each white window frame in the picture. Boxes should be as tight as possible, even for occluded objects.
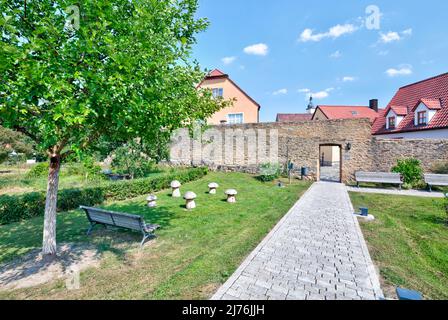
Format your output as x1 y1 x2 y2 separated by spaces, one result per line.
212 88 224 98
227 113 244 124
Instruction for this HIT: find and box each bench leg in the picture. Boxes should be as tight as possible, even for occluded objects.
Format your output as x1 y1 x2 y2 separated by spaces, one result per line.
86 222 96 236
357 182 360 188
140 234 150 247
140 233 156 247
428 184 432 192
86 222 104 236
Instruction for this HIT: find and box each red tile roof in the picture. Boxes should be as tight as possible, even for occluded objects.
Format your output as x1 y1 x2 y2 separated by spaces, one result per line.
276 114 313 122
207 69 227 78
419 98 442 110
313 106 380 122
373 72 448 135
390 106 409 116
197 69 261 110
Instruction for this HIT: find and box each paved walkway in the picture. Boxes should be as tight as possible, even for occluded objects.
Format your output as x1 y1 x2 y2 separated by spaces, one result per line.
212 182 383 300
347 186 445 198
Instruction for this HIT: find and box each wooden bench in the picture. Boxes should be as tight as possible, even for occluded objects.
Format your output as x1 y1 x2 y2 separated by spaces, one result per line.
80 206 160 246
424 174 448 192
355 172 403 189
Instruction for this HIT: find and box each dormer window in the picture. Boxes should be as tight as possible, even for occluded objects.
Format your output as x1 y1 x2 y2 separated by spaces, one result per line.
417 111 427 125
388 117 396 129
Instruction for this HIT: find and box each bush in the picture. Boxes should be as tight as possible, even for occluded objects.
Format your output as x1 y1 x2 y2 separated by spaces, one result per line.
257 163 282 182
430 162 448 174
26 162 49 179
392 158 423 187
0 167 208 225
112 142 157 179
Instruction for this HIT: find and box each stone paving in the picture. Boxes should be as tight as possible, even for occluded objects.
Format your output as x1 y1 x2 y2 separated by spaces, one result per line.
212 182 384 300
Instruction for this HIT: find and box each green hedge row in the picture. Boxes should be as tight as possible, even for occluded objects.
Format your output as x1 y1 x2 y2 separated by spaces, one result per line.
0 167 208 225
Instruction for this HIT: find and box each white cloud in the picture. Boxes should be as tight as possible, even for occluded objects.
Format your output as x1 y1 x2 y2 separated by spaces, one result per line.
299 88 333 100
243 43 269 56
312 91 330 99
385 65 413 77
221 56 236 65
273 88 288 96
378 50 389 56
379 28 413 43
380 31 401 43
299 24 357 42
402 28 413 36
342 76 356 82
330 50 342 58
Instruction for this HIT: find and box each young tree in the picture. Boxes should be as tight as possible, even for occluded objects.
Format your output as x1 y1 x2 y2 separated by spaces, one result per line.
0 0 225 256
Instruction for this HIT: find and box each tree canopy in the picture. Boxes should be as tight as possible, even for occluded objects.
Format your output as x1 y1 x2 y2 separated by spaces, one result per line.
0 0 224 158
0 0 227 255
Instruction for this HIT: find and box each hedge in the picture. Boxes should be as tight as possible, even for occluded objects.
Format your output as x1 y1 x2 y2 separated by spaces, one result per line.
0 167 207 225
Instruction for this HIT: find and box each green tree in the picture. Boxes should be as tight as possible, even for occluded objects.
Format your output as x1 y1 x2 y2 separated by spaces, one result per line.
0 126 36 163
0 0 226 256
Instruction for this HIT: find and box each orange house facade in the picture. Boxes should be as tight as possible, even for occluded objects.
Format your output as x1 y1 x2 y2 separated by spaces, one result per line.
198 69 260 125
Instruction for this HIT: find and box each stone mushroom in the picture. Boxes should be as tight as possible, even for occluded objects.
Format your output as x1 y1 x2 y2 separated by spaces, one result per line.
146 195 157 208
171 180 181 198
184 191 197 209
225 189 238 203
208 182 219 194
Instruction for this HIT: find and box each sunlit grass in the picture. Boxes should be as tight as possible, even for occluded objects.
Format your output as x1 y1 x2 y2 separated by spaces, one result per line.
0 172 311 299
350 192 448 300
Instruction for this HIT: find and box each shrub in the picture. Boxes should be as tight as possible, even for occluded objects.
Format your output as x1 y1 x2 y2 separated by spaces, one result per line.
258 163 282 182
430 162 448 174
25 162 49 179
392 158 423 187
112 142 157 179
0 167 207 225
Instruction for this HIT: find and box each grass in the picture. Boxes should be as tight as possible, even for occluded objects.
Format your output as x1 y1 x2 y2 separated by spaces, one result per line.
0 165 166 195
350 192 448 300
0 172 311 299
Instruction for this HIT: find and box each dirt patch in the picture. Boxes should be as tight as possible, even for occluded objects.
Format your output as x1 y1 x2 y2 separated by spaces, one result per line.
0 243 101 290
0 186 34 195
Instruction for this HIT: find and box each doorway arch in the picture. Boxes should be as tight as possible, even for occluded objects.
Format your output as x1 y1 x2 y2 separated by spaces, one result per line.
319 144 342 182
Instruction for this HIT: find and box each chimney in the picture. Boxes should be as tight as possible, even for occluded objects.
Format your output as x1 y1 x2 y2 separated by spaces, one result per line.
369 99 379 112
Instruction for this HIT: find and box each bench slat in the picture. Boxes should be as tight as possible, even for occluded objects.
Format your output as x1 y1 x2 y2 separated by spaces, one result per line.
355 172 402 185
424 174 448 186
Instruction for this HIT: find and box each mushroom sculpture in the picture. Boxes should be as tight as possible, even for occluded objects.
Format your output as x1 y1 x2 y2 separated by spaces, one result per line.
184 191 197 209
208 182 219 195
146 195 157 208
225 189 238 203
171 180 181 198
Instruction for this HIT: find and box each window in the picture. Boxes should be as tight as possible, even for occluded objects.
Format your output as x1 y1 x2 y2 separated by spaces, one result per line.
388 117 396 129
417 111 427 125
228 113 243 124
212 88 223 98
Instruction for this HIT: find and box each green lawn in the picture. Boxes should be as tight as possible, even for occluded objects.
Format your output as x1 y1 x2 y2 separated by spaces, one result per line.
350 192 448 300
0 172 310 299
0 166 167 195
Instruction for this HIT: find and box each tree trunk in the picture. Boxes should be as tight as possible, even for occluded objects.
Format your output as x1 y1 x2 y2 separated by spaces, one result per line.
42 154 61 256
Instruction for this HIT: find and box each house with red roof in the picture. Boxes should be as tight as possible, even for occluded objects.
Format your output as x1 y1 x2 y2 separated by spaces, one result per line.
373 72 448 139
197 69 260 125
312 100 381 122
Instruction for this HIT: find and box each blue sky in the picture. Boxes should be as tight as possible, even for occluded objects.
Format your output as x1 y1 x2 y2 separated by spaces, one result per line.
192 0 448 122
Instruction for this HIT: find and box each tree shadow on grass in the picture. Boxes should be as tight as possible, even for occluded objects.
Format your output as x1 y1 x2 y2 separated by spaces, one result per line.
0 243 101 290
